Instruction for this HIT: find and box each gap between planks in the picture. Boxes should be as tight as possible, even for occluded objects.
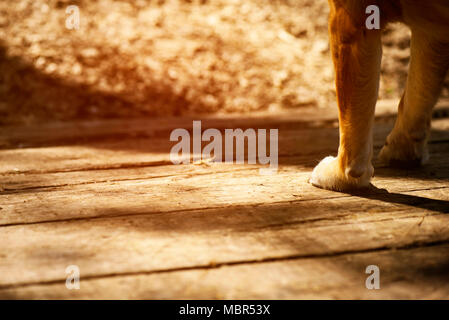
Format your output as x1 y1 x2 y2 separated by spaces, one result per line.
1 167 448 227
0 118 448 177
1 184 448 228
1 240 448 295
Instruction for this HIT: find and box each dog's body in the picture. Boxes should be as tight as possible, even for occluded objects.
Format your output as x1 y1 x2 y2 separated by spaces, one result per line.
310 0 449 191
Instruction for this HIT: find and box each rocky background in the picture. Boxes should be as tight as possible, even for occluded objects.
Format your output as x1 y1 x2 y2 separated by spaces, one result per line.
1 0 448 124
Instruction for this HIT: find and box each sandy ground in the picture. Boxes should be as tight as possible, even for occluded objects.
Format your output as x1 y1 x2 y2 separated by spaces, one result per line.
1 0 448 124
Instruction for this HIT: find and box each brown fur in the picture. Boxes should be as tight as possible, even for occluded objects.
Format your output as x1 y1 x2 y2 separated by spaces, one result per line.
310 0 449 191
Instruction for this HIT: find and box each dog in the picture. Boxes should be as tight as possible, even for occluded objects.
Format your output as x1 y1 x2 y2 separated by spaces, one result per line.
310 0 449 191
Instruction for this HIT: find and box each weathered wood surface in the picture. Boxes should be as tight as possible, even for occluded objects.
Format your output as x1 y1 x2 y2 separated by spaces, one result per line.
3 244 449 299
1 101 449 299
1 112 448 175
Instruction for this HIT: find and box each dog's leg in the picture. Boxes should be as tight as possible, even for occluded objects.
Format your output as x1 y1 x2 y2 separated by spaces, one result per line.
379 31 449 165
310 4 382 191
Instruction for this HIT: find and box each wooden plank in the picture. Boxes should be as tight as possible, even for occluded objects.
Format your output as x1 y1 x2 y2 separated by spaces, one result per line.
0 125 337 174
0 108 448 300
1 243 448 299
0 187 448 288
0 162 258 192
1 140 448 192
1 118 448 175
1 99 448 149
1 163 448 226
0 110 339 149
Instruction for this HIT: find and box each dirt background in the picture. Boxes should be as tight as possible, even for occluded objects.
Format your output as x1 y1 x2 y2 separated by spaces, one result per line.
1 0 448 124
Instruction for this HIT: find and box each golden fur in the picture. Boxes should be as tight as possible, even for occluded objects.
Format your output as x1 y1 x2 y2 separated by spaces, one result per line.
310 0 449 191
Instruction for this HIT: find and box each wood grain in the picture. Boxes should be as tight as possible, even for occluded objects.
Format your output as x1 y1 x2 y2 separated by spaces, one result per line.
1 107 448 299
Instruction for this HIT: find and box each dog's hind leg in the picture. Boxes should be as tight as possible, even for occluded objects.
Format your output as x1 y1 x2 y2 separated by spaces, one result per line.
379 31 449 166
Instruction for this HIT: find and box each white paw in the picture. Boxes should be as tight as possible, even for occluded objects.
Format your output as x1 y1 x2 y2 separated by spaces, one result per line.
378 133 428 166
309 156 373 192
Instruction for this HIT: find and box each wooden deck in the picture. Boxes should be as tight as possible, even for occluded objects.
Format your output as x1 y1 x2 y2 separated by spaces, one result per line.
1 101 449 299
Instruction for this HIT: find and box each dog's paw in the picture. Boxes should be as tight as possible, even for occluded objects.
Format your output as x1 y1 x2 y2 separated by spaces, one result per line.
309 156 373 192
378 132 428 167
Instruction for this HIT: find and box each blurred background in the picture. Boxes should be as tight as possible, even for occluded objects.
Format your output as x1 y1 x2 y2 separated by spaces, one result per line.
1 0 448 125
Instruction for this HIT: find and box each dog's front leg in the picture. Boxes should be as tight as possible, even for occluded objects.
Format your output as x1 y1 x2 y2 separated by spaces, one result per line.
310 3 382 191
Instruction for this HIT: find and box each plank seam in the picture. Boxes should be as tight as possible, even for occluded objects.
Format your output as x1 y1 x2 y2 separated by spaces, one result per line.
1 185 448 227
0 167 260 193
1 144 448 176
1 240 448 291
